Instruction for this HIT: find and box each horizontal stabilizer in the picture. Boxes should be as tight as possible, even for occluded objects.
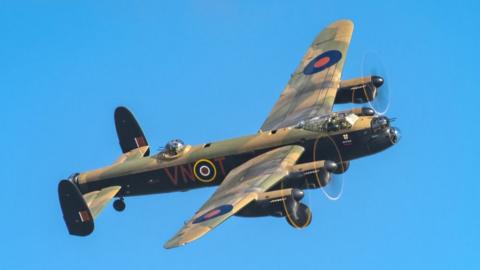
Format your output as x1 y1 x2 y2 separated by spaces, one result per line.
83 186 121 218
114 145 150 164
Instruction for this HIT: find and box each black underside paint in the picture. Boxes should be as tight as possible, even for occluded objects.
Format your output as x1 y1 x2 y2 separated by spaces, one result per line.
58 180 94 236
81 128 383 198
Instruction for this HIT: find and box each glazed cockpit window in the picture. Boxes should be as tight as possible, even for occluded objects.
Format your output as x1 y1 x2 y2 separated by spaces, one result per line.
322 113 358 132
297 113 358 132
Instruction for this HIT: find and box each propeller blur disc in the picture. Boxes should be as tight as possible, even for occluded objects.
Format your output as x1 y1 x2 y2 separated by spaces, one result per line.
313 136 345 201
362 51 391 115
321 170 344 201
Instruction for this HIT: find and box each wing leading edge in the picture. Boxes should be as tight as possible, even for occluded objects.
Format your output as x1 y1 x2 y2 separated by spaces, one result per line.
164 145 305 249
260 20 354 131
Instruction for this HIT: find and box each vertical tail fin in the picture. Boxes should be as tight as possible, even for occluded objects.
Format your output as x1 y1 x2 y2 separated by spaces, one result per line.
58 180 94 236
58 180 121 236
114 106 150 156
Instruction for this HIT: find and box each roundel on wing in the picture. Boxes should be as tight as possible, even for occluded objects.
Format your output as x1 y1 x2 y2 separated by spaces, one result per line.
303 50 342 75
192 205 233 224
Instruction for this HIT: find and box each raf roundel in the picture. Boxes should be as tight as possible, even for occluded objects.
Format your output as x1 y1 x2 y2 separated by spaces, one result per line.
303 50 342 75
193 159 217 183
192 205 234 224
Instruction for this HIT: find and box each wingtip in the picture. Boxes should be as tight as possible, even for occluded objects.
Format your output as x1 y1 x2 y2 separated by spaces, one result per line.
163 240 177 249
163 241 185 250
163 243 175 250
328 19 354 29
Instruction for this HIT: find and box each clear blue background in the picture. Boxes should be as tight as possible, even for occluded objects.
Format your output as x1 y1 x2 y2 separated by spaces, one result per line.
1 1 478 269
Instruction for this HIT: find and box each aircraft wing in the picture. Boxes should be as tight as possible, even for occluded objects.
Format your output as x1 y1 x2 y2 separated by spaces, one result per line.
260 20 354 131
164 145 305 249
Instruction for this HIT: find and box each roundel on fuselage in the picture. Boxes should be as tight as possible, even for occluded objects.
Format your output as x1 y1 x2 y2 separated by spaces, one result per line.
193 159 217 183
303 50 342 75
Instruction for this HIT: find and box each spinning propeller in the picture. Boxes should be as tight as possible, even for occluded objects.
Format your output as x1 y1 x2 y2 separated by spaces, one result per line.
313 136 345 201
362 51 391 115
280 51 392 227
316 51 391 201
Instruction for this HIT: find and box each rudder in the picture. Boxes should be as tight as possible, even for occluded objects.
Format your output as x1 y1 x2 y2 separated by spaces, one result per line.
58 180 94 236
114 106 150 156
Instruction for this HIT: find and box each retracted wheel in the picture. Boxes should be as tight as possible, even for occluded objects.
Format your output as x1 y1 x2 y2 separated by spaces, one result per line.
113 198 126 212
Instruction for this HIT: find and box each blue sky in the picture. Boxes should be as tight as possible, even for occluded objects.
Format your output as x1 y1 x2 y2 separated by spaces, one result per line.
1 1 479 269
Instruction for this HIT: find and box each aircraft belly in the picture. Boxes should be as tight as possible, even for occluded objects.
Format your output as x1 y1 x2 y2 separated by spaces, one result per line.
80 152 256 197
78 129 372 197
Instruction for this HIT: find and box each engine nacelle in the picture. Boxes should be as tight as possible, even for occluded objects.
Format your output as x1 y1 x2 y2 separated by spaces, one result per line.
286 160 345 189
235 188 303 218
281 160 351 190
235 187 313 228
335 76 383 104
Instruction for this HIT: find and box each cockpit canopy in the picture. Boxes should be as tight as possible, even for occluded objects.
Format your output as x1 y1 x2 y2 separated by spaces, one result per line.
297 112 359 132
164 139 186 156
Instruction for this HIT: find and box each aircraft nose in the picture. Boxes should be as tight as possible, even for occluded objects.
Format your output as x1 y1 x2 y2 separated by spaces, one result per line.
388 127 401 144
367 125 400 154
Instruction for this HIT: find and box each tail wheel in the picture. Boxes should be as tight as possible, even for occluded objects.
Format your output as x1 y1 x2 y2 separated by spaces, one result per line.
113 198 126 212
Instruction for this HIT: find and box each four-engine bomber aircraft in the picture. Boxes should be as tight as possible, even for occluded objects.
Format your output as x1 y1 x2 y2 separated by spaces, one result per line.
58 19 400 249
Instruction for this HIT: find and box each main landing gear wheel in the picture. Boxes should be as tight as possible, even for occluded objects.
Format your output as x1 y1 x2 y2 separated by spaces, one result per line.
285 203 312 228
283 189 312 229
113 198 126 212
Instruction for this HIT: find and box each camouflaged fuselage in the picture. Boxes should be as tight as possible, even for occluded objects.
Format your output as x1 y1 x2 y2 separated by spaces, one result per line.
58 19 402 247
74 115 394 197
